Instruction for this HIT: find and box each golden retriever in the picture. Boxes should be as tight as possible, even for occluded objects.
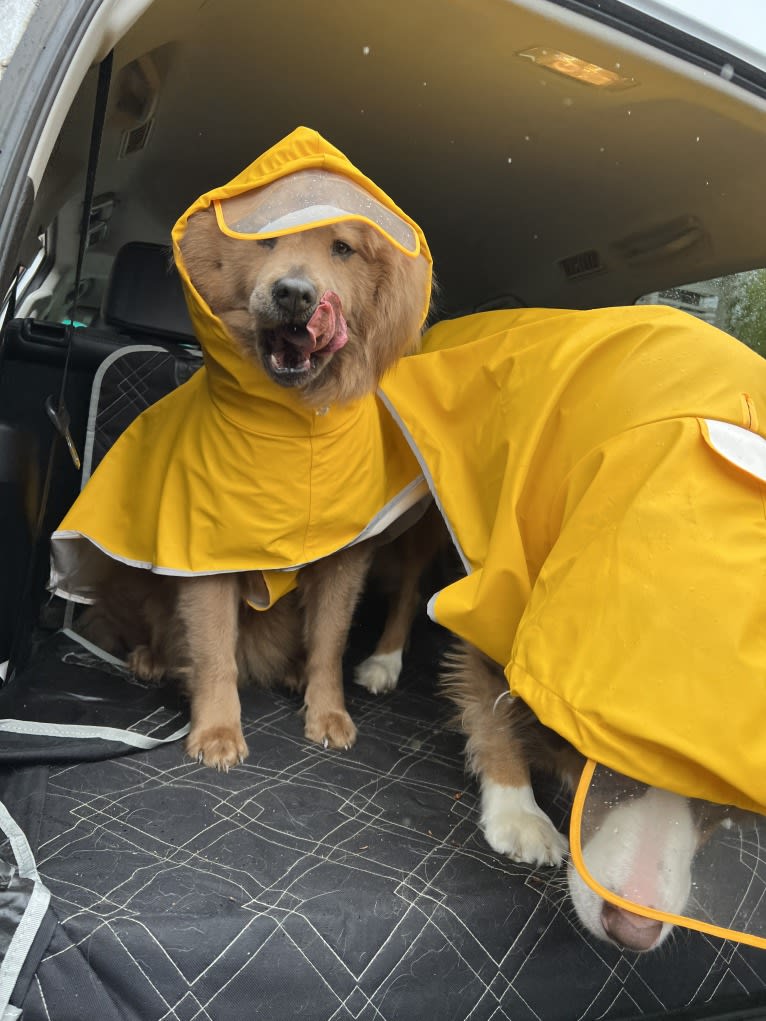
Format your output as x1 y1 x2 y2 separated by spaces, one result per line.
83 207 430 769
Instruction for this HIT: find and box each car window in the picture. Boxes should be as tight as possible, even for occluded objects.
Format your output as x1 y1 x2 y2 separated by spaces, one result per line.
637 269 766 356
0 231 46 324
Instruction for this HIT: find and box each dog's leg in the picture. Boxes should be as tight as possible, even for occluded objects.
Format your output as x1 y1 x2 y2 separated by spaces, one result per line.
178 574 248 770
356 503 445 695
300 543 374 749
127 644 168 683
444 642 568 866
353 561 419 694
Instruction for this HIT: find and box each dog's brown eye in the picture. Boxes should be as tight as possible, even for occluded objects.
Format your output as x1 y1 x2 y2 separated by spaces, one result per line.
332 239 354 257
258 238 277 249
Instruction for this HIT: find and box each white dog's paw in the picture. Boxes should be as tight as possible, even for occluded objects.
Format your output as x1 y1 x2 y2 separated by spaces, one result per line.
481 780 568 867
354 650 403 694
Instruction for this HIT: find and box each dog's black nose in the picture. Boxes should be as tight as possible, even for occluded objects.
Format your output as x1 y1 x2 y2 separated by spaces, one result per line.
273 277 317 318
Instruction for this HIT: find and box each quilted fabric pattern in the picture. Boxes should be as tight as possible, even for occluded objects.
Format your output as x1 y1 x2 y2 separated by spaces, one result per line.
10 616 766 1021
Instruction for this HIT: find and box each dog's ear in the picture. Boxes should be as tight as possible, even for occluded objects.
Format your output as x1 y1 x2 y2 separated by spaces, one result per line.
367 246 432 380
320 236 431 407
304 231 432 407
180 208 244 315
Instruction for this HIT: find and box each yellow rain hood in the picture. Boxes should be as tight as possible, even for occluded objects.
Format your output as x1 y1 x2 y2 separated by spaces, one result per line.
50 128 432 607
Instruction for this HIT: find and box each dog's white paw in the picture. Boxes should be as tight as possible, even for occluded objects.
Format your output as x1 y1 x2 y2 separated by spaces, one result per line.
481 780 568 866
354 650 403 694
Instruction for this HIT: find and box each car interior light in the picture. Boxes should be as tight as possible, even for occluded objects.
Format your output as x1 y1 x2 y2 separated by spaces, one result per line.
518 46 638 90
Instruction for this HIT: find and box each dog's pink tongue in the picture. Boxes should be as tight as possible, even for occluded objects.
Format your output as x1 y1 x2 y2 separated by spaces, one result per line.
306 291 348 353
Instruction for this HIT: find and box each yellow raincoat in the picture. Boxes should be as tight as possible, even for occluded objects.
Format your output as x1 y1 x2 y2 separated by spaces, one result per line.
380 305 766 816
50 128 432 607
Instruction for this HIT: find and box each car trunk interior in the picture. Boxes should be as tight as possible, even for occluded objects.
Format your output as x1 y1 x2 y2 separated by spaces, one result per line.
19 0 766 321
0 0 765 1017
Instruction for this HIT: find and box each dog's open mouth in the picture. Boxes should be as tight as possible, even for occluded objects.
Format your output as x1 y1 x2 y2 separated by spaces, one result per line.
268 325 317 376
264 290 349 381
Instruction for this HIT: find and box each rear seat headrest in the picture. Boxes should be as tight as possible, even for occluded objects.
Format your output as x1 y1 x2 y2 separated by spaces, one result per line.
103 241 196 343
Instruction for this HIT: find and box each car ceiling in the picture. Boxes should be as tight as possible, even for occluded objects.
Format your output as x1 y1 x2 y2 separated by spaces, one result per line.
27 0 766 317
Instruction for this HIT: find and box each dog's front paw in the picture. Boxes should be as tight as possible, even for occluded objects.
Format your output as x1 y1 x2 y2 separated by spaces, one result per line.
304 707 357 750
481 780 568 867
186 725 248 771
484 811 568 867
354 650 403 694
281 668 307 694
128 644 166 683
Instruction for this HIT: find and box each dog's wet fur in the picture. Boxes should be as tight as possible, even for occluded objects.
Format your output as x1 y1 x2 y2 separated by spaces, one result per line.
83 208 430 769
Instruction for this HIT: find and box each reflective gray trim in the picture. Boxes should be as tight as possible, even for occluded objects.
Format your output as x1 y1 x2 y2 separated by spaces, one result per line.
376 389 471 573
0 802 51 1015
61 626 127 667
0 719 189 749
340 475 429 550
62 598 75 632
0 803 40 889
50 529 250 580
81 344 169 486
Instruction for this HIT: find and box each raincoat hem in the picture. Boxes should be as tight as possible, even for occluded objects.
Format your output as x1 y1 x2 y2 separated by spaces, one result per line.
51 475 430 604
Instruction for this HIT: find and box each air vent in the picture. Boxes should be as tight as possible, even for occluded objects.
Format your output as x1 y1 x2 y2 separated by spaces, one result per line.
558 249 603 280
119 118 154 158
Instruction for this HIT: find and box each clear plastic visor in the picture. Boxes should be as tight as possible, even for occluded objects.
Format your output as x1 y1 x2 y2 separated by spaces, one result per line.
571 761 766 949
216 169 419 255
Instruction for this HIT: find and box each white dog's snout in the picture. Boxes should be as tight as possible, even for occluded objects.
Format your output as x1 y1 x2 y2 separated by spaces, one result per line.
568 787 698 951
